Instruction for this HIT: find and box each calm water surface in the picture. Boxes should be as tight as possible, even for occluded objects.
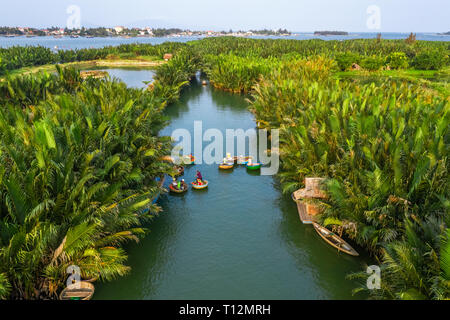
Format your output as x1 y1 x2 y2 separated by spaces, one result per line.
93 69 370 300
89 68 155 89
0 32 447 49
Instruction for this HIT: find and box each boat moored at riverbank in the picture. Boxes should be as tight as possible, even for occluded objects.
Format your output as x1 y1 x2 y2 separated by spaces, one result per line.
313 223 359 256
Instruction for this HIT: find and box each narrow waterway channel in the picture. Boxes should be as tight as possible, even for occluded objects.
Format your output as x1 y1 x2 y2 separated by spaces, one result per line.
94 69 369 300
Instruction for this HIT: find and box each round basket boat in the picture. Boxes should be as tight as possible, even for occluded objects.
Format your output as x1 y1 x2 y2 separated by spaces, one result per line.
246 163 261 170
183 155 195 165
224 157 237 164
192 180 209 190
59 281 95 300
238 156 254 165
219 163 234 170
169 183 188 194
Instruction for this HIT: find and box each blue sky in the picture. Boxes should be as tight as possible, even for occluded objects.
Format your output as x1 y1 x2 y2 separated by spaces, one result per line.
1 0 448 32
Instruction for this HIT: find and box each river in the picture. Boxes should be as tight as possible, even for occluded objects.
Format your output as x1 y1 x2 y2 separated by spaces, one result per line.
0 32 448 49
92 68 370 300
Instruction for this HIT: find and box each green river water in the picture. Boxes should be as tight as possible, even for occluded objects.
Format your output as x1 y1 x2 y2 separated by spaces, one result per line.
94 69 370 300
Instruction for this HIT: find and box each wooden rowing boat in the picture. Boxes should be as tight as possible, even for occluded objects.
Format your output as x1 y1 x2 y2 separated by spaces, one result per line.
59 281 95 300
312 222 359 256
192 180 209 190
169 182 188 194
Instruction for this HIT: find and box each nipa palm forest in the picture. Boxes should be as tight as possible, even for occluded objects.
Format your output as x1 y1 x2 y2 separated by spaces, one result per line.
0 37 448 300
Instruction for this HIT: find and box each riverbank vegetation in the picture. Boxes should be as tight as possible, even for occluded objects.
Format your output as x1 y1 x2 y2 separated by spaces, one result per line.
0 42 186 75
0 56 196 298
250 62 449 299
0 36 448 300
187 37 449 299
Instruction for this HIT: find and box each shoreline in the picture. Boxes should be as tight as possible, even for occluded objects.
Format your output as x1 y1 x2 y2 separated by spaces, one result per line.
0 58 165 79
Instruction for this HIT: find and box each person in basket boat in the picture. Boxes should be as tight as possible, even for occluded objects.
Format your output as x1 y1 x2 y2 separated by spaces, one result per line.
225 153 233 163
195 170 203 185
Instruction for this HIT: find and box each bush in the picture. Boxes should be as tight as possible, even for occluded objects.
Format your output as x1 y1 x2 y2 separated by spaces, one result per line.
119 52 138 59
413 50 447 70
0 57 4 75
360 55 384 71
386 52 409 69
334 52 360 71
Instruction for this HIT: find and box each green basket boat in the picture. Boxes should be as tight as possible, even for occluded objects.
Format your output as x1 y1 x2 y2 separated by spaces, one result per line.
246 163 261 170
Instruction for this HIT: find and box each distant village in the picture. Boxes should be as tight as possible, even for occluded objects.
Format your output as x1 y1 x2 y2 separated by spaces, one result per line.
0 26 292 38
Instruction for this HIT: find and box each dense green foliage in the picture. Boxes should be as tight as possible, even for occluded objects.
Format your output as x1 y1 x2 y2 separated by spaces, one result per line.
188 37 449 299
189 36 448 64
0 36 448 300
0 64 195 299
202 54 278 93
188 37 449 92
413 49 449 70
0 42 187 75
335 52 361 70
386 52 409 69
359 55 385 71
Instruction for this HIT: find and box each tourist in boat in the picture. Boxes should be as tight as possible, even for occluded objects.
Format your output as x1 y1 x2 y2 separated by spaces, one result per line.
196 170 203 183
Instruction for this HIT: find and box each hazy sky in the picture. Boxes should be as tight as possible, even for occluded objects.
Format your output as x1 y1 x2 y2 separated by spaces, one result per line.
1 0 448 32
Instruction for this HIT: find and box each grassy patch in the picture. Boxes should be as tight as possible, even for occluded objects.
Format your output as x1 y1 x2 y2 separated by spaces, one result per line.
335 66 449 96
1 57 165 80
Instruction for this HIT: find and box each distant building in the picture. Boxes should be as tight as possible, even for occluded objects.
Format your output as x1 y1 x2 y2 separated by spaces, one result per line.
114 26 125 33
